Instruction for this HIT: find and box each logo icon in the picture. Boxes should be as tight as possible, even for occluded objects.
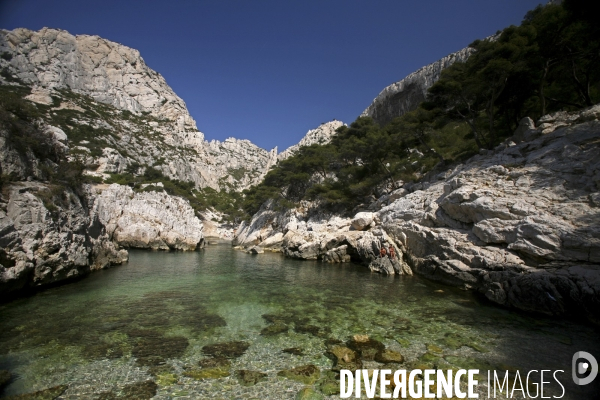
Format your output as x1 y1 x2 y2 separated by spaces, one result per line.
572 351 598 385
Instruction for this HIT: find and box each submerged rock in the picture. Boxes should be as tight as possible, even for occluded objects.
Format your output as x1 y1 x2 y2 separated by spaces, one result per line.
120 380 158 399
282 347 304 356
277 364 320 384
327 345 362 372
184 367 230 380
260 322 289 336
202 341 250 358
347 336 385 361
199 357 231 368
374 349 404 364
3 385 67 400
235 369 268 386
131 335 189 366
295 387 324 400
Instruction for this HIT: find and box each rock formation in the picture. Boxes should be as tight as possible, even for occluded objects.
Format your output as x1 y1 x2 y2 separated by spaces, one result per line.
91 184 204 251
278 120 345 161
361 47 473 126
0 182 128 298
235 105 600 322
0 27 277 191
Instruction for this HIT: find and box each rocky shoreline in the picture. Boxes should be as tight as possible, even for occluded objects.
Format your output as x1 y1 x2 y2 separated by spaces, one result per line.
234 106 600 323
0 182 206 299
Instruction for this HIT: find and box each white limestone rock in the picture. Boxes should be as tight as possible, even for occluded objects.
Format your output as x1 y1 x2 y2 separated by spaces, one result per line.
361 47 474 125
278 120 346 161
0 27 277 191
91 184 204 251
351 212 375 231
0 182 128 297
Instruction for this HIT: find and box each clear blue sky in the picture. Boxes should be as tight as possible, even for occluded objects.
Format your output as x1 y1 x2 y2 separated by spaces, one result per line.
0 0 543 151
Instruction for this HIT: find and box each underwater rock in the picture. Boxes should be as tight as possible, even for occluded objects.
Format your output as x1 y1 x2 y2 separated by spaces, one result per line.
295 387 324 400
327 345 363 372
120 380 158 399
235 369 268 386
184 367 230 380
186 313 227 332
294 324 322 336
426 343 444 354
202 341 250 358
347 336 385 361
260 322 289 336
374 349 404 364
3 385 68 400
318 379 340 396
155 373 178 386
283 347 304 356
277 364 321 384
131 335 189 366
83 341 124 360
199 357 231 368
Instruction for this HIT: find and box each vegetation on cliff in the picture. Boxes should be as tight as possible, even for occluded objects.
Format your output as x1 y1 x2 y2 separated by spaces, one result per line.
242 0 599 216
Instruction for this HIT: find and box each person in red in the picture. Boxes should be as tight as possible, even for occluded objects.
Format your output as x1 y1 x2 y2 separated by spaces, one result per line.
388 245 396 260
379 246 387 258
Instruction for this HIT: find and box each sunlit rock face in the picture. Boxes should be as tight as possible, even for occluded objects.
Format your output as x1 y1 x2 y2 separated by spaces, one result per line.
278 120 346 161
91 184 204 251
236 106 600 322
361 47 473 126
0 27 277 191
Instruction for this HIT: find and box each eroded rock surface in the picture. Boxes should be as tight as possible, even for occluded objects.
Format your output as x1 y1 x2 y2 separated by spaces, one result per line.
0 182 127 297
92 184 204 251
235 106 600 322
361 47 473 126
0 27 278 190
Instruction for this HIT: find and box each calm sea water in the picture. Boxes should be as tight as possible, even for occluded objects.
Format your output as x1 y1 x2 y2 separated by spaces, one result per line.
0 241 598 399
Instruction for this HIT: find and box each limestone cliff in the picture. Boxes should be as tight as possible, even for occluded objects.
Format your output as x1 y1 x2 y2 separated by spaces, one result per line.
91 184 204 251
361 47 473 126
278 120 345 161
235 105 600 322
0 182 128 298
0 27 276 191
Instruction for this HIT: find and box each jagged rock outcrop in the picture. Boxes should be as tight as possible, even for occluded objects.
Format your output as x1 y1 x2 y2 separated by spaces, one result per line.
91 184 204 251
235 105 600 322
0 182 128 298
361 47 473 126
379 106 600 321
0 27 276 191
278 120 345 161
233 201 410 275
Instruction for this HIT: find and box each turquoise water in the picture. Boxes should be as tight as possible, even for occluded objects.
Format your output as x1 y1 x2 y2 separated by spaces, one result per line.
0 241 598 399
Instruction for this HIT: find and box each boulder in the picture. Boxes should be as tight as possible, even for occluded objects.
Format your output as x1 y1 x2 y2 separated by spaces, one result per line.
351 212 374 231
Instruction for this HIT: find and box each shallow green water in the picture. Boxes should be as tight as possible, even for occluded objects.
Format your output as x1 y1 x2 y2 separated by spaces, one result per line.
0 241 598 399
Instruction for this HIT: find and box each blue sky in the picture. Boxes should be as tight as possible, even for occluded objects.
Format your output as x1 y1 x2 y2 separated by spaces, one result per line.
0 0 543 151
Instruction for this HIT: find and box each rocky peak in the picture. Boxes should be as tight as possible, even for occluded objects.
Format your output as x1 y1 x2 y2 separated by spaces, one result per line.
0 27 278 191
361 47 474 126
0 27 197 129
278 120 346 161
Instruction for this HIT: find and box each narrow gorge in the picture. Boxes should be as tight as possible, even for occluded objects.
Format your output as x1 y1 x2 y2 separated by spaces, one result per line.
1 2 599 397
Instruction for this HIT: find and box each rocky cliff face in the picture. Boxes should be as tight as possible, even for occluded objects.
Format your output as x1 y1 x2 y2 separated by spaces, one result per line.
0 27 276 191
278 120 345 161
0 182 128 298
361 47 473 126
235 105 600 322
91 184 204 251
